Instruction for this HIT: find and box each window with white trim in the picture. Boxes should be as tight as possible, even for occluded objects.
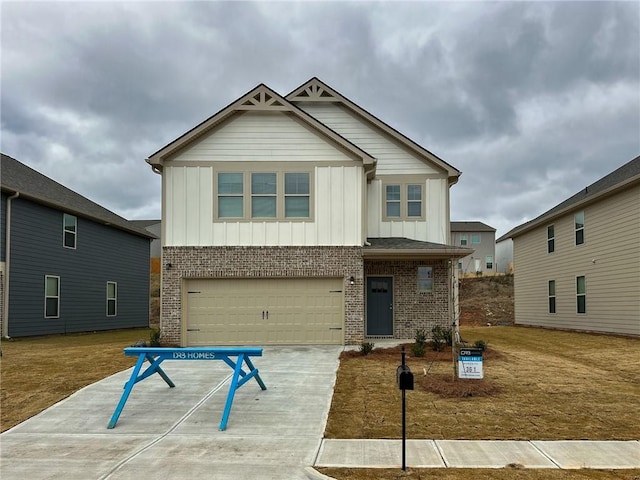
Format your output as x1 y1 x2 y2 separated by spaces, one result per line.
45 275 60 318
576 276 586 314
460 234 468 246
471 234 481 244
63 213 77 249
107 282 117 317
547 224 555 253
485 255 493 269
417 266 433 292
251 173 277 218
217 172 244 218
548 280 556 314
284 172 310 218
575 211 585 245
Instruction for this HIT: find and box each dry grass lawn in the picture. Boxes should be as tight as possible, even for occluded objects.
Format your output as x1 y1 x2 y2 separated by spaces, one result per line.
0 328 151 432
325 326 640 440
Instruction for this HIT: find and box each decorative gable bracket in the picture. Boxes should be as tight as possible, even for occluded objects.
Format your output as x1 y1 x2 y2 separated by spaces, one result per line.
238 87 289 110
287 80 337 102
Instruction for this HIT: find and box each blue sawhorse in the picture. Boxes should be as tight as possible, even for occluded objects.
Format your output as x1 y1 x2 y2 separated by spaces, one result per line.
107 347 266 431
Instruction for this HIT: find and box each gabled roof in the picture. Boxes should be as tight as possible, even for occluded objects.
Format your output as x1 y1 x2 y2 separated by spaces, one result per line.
364 237 473 259
1 153 154 239
146 83 376 177
451 221 496 233
286 77 462 184
498 155 640 241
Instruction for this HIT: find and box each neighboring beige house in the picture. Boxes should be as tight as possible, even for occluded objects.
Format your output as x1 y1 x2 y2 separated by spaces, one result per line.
498 155 640 336
146 78 472 346
450 221 496 276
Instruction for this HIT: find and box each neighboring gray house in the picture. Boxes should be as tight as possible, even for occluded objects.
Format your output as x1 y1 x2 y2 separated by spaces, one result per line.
498 155 640 336
130 220 161 259
495 238 514 274
450 221 496 276
1 154 154 337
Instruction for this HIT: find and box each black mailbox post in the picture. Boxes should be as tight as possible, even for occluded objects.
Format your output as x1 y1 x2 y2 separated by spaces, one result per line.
397 346 413 471
397 364 414 390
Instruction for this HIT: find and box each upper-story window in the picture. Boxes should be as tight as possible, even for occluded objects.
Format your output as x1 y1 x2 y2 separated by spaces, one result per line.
575 211 585 245
217 172 244 218
63 213 77 249
284 172 310 218
383 182 424 220
547 224 555 253
460 234 468 246
215 169 312 221
251 173 277 218
471 234 481 244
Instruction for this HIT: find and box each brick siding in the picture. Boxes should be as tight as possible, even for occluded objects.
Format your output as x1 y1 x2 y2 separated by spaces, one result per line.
364 259 452 339
161 246 364 345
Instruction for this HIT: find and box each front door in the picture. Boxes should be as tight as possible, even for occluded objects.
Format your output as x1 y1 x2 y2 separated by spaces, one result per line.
366 276 393 336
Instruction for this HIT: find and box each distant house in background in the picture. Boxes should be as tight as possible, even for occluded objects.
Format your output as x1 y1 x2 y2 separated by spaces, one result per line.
0 153 153 337
130 219 161 273
498 155 640 336
450 222 496 276
495 238 513 274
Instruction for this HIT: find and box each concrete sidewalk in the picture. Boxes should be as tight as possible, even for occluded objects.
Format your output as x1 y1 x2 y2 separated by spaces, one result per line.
315 439 640 470
1 345 342 480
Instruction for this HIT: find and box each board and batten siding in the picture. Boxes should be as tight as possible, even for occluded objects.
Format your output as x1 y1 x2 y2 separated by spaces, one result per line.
8 198 150 337
295 102 441 175
163 164 363 247
514 185 640 336
366 177 449 244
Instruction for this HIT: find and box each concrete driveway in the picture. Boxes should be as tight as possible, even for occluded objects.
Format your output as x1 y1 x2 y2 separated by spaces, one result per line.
0 345 342 480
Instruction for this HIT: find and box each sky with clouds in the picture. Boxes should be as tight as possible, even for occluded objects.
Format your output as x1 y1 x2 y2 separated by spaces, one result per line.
2 1 639 237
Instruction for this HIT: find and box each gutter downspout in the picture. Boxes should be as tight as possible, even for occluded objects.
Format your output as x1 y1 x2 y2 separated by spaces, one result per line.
3 192 19 338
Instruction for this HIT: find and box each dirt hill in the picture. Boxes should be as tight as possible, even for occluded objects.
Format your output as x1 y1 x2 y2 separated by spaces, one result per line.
459 275 514 326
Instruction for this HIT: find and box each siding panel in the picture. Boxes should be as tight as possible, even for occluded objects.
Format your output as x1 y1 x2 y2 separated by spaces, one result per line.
514 185 640 336
8 199 149 337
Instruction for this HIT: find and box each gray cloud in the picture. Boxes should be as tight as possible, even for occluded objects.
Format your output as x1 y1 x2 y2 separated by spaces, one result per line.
1 1 638 236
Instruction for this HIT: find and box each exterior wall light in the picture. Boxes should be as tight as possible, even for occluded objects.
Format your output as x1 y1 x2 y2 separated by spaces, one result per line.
349 276 355 285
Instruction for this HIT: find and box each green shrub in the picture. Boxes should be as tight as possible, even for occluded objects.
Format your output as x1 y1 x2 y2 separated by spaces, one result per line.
473 339 488 351
411 342 426 357
149 328 161 347
414 328 427 346
359 341 375 356
431 325 453 351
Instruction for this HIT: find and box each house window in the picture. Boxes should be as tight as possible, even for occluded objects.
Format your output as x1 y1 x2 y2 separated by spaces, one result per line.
575 211 585 245
215 169 313 221
107 282 117 317
63 214 77 249
417 266 433 292
576 276 586 314
548 280 556 314
471 234 481 244
284 172 310 218
382 180 425 220
547 224 555 253
45 275 60 318
218 172 244 218
407 184 422 217
460 234 468 246
385 185 401 217
251 173 277 218
485 255 493 269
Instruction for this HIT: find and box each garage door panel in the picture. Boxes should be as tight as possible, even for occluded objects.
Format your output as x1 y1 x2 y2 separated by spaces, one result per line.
185 278 344 346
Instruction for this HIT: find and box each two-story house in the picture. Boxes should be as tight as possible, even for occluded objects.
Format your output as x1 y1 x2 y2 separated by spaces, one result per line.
450 221 497 276
1 154 153 337
147 78 472 346
498 155 640 336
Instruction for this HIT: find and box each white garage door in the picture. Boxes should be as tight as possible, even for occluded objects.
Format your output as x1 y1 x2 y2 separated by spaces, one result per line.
184 278 344 346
